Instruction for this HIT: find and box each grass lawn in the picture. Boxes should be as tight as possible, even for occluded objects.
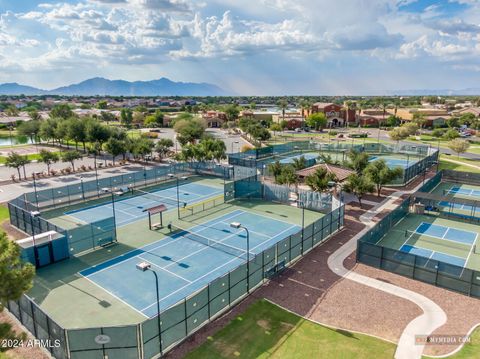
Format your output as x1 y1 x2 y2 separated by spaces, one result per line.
438 159 480 173
422 327 480 359
185 300 396 359
0 204 9 222
0 153 46 164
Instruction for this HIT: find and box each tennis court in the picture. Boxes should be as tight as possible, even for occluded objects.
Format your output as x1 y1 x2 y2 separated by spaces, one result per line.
377 213 480 274
79 209 300 318
65 183 223 227
443 185 480 199
369 155 419 169
399 222 477 269
276 152 318 164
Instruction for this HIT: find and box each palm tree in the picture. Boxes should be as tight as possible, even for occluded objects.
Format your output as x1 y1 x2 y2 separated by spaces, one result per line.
299 99 311 129
278 99 288 122
292 156 307 170
305 167 335 192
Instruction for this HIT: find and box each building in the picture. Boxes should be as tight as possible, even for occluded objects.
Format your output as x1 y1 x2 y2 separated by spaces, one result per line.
309 103 356 128
357 109 392 127
452 107 480 118
201 111 227 128
396 108 450 127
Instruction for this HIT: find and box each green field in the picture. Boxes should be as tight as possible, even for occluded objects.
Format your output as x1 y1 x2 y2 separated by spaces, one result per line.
185 299 397 359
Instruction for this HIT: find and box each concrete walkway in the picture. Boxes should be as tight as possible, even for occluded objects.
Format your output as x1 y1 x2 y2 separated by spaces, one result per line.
327 186 447 359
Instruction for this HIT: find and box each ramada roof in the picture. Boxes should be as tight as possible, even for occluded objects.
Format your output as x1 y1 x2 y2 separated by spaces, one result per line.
296 163 355 182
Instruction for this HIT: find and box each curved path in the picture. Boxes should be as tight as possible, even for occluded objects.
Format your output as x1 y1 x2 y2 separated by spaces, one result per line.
327 187 447 359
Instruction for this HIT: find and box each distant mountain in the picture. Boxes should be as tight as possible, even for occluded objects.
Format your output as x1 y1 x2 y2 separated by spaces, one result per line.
0 77 226 96
389 88 480 96
0 82 47 95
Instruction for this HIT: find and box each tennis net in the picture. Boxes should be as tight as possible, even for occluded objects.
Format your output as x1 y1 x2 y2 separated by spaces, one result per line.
405 229 476 253
131 188 186 208
169 224 251 260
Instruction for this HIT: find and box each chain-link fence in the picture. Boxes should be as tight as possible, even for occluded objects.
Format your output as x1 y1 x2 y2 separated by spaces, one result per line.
10 204 344 359
356 172 480 299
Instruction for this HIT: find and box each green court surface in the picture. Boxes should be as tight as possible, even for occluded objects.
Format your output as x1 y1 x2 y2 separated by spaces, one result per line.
428 181 480 218
377 213 480 272
185 299 397 359
28 196 320 329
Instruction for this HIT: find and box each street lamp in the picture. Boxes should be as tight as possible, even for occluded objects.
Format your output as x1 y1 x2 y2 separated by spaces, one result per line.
32 172 39 210
230 222 250 293
136 261 162 356
168 173 188 218
231 140 239 154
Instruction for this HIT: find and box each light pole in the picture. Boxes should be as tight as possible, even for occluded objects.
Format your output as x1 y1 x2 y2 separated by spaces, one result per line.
136 262 162 356
80 176 85 201
32 172 39 210
230 222 250 293
168 174 188 219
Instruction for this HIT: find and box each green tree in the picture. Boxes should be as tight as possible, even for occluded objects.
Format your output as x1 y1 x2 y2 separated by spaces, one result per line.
448 138 470 158
275 165 298 189
299 99 311 127
443 129 459 140
346 150 370 174
446 117 459 128
270 123 282 137
343 173 374 208
0 232 35 311
224 104 240 121
96 100 108 109
38 150 59 173
155 138 174 160
131 137 155 160
88 142 103 169
292 156 307 170
5 152 28 180
174 118 206 145
278 99 288 121
144 110 164 128
17 120 41 144
386 115 400 127
120 108 133 128
28 109 41 121
306 113 327 130
305 167 335 192
85 119 111 147
267 161 282 179
412 112 427 128
66 118 87 151
365 159 403 196
431 128 446 138
200 137 226 162
100 111 116 124
50 103 73 120
60 150 82 171
39 118 60 145
103 138 126 164
5 105 19 116
389 127 409 144
401 122 419 136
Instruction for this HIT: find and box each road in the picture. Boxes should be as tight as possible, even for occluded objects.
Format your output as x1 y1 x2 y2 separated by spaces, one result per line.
0 128 250 181
368 129 480 160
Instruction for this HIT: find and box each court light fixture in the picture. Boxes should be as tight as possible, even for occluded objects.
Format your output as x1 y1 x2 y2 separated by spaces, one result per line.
136 261 151 272
230 222 241 229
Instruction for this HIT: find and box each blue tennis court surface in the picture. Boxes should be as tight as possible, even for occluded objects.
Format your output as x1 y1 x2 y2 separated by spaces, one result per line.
278 152 318 164
415 222 477 245
66 183 223 226
445 186 480 198
79 209 300 317
369 156 418 168
439 201 475 212
400 244 466 268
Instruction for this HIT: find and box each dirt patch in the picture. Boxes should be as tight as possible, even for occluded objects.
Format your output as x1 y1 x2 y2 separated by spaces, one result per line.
1 222 26 241
0 310 49 359
256 319 271 331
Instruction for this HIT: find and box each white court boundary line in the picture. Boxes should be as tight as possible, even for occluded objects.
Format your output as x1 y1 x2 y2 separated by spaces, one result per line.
138 255 192 283
82 210 246 277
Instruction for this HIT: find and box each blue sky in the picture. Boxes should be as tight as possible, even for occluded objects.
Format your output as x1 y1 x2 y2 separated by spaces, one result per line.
0 0 479 95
